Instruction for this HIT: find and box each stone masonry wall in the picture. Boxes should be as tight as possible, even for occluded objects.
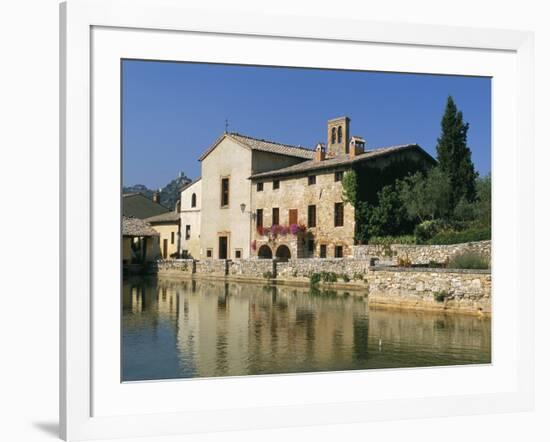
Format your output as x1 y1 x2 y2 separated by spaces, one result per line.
366 267 491 314
277 258 370 279
251 169 355 259
353 240 491 265
153 258 491 314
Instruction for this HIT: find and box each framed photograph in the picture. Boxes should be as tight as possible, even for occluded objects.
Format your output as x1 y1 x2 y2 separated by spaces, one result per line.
60 0 534 440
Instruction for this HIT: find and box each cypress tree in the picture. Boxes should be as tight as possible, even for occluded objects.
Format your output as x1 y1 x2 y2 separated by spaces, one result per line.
436 96 477 208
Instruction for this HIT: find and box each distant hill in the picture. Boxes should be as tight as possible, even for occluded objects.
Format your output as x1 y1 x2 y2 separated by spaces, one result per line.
123 172 192 210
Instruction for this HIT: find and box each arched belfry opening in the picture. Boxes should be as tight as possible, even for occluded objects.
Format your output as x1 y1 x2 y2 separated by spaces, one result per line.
191 193 197 208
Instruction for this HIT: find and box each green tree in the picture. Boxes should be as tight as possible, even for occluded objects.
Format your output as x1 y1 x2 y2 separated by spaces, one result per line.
398 166 452 222
436 96 477 207
367 185 410 237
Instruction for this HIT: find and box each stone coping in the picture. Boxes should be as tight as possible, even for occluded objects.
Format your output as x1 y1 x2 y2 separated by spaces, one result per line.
369 265 491 274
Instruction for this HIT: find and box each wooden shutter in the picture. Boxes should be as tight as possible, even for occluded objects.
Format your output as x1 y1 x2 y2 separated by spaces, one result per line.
288 209 298 225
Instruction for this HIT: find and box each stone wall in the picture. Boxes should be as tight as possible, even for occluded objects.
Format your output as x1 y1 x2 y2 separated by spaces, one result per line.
228 259 275 277
353 240 491 265
366 267 491 314
150 259 194 275
277 258 370 279
153 257 491 315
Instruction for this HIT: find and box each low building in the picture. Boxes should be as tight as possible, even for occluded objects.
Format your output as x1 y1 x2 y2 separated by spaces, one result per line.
145 211 181 260
122 216 160 268
179 178 201 259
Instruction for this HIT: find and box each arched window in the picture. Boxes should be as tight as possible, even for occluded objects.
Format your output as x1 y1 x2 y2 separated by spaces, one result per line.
331 127 336 144
191 193 197 208
337 126 342 143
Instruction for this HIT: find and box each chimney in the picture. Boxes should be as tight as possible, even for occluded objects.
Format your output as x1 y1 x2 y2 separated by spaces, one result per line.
152 190 161 204
315 142 326 161
349 136 366 159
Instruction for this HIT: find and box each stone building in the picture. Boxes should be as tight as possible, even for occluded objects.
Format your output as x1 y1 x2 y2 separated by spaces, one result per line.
190 116 435 260
250 116 435 259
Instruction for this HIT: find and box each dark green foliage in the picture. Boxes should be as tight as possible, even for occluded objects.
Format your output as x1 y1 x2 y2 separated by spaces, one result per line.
398 167 453 222
436 96 478 208
434 292 448 303
425 226 490 245
368 235 415 245
414 220 441 242
447 252 490 269
262 271 274 279
367 184 412 237
341 170 358 207
309 273 321 286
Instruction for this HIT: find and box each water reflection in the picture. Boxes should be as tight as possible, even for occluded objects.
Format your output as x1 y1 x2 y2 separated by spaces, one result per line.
122 277 491 381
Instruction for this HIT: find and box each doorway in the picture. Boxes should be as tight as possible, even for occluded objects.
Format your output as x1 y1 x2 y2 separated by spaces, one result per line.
218 236 228 259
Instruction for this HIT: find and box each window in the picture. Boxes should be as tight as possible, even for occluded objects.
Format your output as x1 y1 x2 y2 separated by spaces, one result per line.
335 171 344 182
191 193 197 208
335 245 343 258
307 239 315 254
206 249 212 258
257 182 264 192
337 125 342 143
221 177 229 207
256 209 263 229
288 209 298 225
320 244 327 258
272 207 279 225
307 205 316 228
235 249 242 259
171 231 175 244
308 175 316 185
331 127 336 144
273 180 280 190
185 225 191 240
334 202 344 227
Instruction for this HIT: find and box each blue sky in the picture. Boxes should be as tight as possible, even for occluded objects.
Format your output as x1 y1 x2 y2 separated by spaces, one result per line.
122 60 491 189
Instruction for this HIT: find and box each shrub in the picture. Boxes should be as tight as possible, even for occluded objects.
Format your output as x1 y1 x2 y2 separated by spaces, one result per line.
447 252 489 269
340 274 350 282
320 271 338 283
368 235 416 245
309 273 321 286
262 271 274 279
434 291 448 302
414 220 445 242
426 226 490 245
397 255 412 267
353 272 364 281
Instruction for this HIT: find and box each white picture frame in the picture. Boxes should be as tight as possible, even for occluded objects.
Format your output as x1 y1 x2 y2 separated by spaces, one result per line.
60 0 534 440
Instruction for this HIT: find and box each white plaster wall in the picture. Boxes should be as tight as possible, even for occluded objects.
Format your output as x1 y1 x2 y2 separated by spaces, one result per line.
180 179 202 259
200 137 253 259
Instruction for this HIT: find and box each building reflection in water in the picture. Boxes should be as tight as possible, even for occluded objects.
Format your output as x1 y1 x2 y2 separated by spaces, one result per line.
122 277 491 381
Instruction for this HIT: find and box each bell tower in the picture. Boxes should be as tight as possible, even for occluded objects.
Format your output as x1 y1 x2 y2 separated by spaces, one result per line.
327 116 350 157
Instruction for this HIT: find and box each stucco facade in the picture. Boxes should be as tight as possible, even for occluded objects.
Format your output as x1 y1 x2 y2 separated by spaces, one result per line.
200 137 254 259
180 179 202 259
